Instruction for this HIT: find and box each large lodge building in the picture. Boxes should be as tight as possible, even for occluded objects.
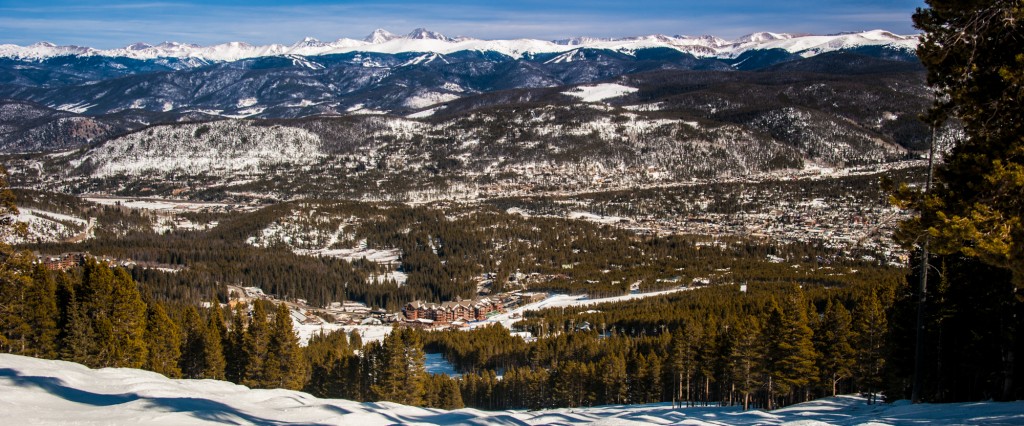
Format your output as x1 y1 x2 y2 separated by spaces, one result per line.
403 298 503 324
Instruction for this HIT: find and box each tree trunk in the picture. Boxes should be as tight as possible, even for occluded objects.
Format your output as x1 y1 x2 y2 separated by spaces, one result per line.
685 374 691 407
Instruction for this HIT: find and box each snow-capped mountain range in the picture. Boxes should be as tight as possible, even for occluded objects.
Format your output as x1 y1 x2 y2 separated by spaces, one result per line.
0 28 917 63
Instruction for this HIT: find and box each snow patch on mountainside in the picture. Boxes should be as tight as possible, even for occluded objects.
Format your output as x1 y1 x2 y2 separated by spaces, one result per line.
2 353 1023 426
2 208 88 244
403 91 460 109
563 83 638 103
75 121 323 177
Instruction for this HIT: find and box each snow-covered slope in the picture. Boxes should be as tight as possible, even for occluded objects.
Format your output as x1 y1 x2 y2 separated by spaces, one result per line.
1 208 89 244
73 121 323 177
2 353 1022 425
0 29 918 63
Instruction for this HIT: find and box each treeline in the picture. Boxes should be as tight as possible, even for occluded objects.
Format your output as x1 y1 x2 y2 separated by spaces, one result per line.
417 281 891 410
0 255 465 409
0 257 305 389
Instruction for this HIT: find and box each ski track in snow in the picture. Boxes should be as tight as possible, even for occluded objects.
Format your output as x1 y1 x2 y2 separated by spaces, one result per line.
2 353 1023 425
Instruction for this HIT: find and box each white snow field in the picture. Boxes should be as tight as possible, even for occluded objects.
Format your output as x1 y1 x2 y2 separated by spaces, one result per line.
562 83 639 103
2 354 1023 425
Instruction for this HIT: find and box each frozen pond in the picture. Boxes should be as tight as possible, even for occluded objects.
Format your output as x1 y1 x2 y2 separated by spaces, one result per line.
424 352 460 377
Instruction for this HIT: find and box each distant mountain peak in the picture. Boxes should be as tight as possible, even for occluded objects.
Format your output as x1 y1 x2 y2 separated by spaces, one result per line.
125 42 153 51
365 29 398 43
737 32 793 43
292 37 324 48
406 28 449 41
554 36 614 46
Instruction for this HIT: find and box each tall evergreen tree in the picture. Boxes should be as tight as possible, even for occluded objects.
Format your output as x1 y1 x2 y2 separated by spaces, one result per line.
0 178 35 354
264 303 305 390
814 299 856 396
0 166 28 353
910 0 1024 286
24 265 59 358
600 353 628 404
107 268 148 368
854 291 887 403
762 296 818 409
368 327 426 405
203 303 227 380
224 303 247 383
145 302 182 378
179 306 208 379
668 321 702 407
60 295 98 365
241 301 271 388
61 260 148 368
728 315 763 410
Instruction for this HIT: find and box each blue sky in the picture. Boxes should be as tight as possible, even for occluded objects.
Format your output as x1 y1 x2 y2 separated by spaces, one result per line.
0 0 926 48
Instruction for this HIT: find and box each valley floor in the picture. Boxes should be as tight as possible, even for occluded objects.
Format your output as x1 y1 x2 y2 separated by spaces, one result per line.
1 354 1021 425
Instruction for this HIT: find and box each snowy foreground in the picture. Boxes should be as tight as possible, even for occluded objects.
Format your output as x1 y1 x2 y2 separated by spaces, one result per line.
2 354 1023 425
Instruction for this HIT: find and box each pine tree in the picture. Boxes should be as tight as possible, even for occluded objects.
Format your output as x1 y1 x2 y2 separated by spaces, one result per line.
600 353 628 404
179 306 207 379
203 303 227 380
106 268 148 368
62 260 147 368
349 329 363 349
910 0 1024 286
762 296 818 409
0 165 32 351
61 296 98 366
728 315 762 411
814 299 856 396
145 302 182 378
368 327 425 405
264 303 305 390
668 321 701 407
25 264 59 358
224 303 247 383
305 330 350 397
241 301 271 388
853 291 887 403
65 259 113 367
438 374 464 409
644 352 663 404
